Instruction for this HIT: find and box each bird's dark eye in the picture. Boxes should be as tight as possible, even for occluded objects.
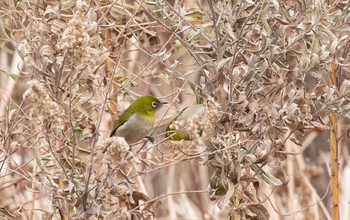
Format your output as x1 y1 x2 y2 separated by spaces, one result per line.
151 101 158 108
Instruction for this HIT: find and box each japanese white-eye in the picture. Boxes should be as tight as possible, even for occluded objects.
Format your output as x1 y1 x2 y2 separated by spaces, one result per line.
165 104 204 141
110 95 167 144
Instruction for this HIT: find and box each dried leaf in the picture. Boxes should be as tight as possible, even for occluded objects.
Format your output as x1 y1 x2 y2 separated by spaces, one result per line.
246 204 270 220
251 164 283 186
217 180 235 210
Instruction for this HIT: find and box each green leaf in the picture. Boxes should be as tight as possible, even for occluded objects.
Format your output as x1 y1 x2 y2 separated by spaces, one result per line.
0 69 19 80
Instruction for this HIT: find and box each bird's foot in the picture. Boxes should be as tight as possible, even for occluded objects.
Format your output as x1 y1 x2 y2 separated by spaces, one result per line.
145 135 155 143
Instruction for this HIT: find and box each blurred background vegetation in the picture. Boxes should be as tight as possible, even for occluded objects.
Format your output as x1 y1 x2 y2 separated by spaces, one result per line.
1 0 350 219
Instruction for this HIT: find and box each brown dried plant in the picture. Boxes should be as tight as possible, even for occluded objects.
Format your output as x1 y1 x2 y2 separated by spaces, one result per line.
1 0 350 219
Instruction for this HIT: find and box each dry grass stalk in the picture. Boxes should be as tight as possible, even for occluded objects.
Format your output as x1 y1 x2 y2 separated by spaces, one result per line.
329 63 339 220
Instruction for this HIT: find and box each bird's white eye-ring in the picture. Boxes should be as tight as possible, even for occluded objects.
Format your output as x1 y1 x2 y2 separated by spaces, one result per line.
151 101 158 108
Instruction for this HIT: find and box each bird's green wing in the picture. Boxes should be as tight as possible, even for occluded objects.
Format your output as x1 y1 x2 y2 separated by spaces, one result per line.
110 108 134 137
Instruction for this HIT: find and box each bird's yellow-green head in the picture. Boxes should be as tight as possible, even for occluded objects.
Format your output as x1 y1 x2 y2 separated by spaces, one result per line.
165 104 204 141
123 95 166 120
110 95 167 144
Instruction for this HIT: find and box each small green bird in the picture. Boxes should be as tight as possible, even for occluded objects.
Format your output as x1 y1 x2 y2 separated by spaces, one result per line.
165 104 204 141
110 95 167 144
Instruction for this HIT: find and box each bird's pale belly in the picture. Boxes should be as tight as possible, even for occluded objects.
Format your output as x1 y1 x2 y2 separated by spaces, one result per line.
114 114 153 144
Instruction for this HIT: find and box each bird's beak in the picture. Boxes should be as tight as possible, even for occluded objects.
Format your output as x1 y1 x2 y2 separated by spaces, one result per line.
160 101 168 105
